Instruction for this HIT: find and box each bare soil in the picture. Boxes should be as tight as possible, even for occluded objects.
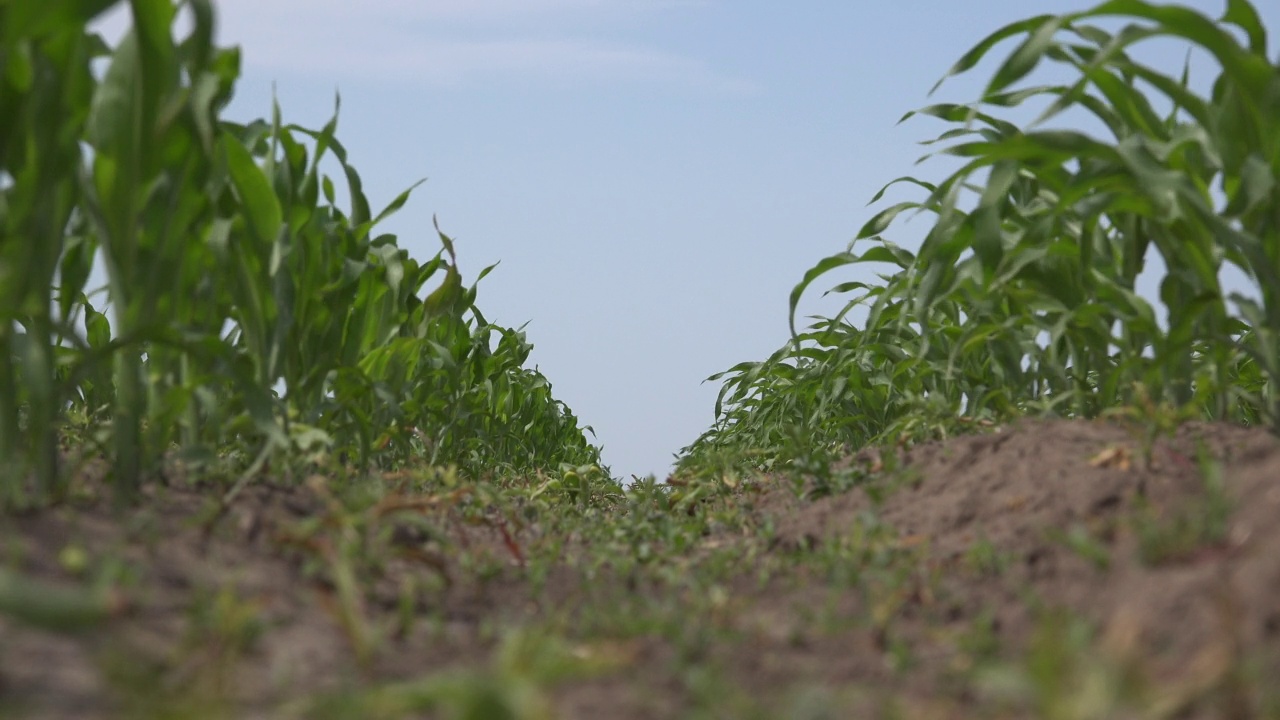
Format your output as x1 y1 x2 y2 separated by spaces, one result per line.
3 418 1279 719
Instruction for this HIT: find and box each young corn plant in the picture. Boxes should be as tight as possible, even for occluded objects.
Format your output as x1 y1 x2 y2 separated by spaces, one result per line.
0 0 114 504
1 0 602 509
682 0 1279 472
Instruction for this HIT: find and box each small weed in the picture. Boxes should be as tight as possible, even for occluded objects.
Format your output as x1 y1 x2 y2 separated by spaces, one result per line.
861 466 922 508
976 610 1149 720
1133 450 1232 566
962 536 1010 577
295 628 611 720
1048 524 1113 572
953 609 1002 673
1104 383 1202 469
174 585 266 695
0 567 122 634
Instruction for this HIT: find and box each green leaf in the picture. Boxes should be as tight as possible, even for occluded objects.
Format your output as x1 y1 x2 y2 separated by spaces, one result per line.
1222 0 1268 54
223 133 282 244
931 14 1058 95
987 15 1066 95
788 253 858 337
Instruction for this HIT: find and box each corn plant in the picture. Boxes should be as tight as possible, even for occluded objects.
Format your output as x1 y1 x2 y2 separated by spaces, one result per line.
1 0 115 504
682 0 1279 470
0 0 601 508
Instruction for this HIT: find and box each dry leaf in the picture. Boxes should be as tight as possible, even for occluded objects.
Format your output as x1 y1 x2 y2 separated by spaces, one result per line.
1089 446 1131 471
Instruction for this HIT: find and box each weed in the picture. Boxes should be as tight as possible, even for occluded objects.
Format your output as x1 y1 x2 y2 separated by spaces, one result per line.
1133 449 1232 565
1049 524 1113 572
953 608 1002 673
174 585 265 697
962 535 1011 577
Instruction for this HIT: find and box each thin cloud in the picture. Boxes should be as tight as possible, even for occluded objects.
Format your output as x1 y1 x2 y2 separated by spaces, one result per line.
94 0 748 92
237 33 752 92
215 0 702 24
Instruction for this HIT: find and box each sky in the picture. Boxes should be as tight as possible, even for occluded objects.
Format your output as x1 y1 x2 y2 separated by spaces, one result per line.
95 0 1278 480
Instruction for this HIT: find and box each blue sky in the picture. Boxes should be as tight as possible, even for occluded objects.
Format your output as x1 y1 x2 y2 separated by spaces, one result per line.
98 0 1280 480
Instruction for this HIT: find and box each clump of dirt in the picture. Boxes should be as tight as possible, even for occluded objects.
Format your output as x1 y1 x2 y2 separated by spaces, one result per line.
2 418 1279 719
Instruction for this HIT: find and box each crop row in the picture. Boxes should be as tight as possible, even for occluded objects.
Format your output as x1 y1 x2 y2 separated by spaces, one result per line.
0 0 601 507
681 0 1280 471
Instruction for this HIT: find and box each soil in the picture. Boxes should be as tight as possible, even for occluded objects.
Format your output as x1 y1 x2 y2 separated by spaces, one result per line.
2 418 1279 719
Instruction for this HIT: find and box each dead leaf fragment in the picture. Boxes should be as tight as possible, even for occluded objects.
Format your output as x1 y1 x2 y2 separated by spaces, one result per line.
1089 445 1132 471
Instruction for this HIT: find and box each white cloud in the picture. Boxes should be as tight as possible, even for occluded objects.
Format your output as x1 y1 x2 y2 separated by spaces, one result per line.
93 0 747 92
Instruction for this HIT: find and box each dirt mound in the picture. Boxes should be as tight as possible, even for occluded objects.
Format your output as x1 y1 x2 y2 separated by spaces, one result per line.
775 419 1276 557
2 419 1279 718
764 419 1280 707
